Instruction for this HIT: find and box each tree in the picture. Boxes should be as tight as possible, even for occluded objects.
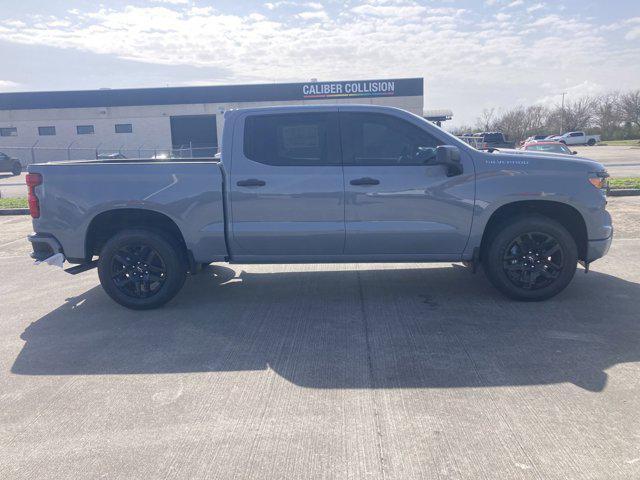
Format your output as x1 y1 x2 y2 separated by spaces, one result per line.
475 108 496 132
558 96 596 132
593 92 621 140
619 90 640 129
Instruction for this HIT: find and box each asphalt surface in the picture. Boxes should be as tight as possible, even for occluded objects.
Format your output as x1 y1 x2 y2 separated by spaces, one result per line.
1 198 639 479
573 145 640 177
0 172 26 199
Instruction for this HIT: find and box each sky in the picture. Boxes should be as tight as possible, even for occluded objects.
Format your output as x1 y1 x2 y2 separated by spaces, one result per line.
0 0 638 126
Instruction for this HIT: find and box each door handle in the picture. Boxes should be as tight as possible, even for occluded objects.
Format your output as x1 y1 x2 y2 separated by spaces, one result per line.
236 179 266 187
350 177 380 186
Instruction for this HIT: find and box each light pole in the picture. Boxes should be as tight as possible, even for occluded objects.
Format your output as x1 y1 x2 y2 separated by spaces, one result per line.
560 92 566 134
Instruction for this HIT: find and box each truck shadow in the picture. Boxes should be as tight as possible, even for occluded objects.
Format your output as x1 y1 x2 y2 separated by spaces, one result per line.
12 265 640 392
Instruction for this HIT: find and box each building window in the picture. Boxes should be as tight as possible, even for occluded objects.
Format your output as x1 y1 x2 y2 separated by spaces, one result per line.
0 127 17 137
76 125 95 135
115 123 133 134
38 126 56 136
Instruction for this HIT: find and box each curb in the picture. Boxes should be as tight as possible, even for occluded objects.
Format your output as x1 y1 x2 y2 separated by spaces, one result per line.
0 208 29 215
608 189 640 197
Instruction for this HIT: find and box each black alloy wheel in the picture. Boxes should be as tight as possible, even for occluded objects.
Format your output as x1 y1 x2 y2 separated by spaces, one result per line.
98 229 187 309
110 243 167 299
482 215 578 301
502 232 564 291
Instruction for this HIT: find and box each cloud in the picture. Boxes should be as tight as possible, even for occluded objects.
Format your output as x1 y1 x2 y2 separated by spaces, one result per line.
0 2 637 125
527 3 545 13
296 10 329 21
351 4 427 18
507 0 524 7
0 80 20 90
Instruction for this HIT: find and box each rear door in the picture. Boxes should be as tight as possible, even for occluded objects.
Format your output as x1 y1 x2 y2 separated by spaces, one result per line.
340 110 474 256
229 110 345 257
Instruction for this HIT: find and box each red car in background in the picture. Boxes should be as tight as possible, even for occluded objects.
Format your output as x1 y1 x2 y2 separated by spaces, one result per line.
521 141 577 155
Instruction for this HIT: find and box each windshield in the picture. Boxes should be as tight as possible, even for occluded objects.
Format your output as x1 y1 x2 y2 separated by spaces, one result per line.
525 144 571 154
483 133 504 142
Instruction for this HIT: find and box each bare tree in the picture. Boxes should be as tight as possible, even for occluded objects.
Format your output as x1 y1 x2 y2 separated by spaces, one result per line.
619 90 640 129
475 108 496 131
594 92 621 140
558 96 596 132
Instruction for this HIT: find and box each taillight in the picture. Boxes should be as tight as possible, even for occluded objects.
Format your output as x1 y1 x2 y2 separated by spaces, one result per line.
26 173 42 218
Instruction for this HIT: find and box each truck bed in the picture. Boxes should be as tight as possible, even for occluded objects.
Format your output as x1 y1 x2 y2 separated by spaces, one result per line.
28 160 228 264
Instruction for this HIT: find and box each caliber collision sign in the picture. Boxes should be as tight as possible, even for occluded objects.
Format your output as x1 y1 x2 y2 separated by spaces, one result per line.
302 80 397 99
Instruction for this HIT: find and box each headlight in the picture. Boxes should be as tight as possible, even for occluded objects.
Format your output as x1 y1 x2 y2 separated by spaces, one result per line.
588 171 609 190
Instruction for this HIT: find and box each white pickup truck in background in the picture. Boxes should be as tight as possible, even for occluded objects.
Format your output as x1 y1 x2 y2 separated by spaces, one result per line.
548 131 600 146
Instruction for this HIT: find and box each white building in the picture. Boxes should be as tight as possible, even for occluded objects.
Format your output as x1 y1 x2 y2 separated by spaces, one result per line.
0 78 424 165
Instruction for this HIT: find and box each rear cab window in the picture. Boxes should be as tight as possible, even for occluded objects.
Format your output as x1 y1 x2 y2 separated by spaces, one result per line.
243 113 339 166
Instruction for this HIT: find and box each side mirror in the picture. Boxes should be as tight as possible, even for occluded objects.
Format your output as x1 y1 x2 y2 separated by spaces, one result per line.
572 151 578 155
427 145 463 177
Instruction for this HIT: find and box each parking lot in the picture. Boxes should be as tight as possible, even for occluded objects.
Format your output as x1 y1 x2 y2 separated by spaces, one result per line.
0 197 639 479
573 145 640 177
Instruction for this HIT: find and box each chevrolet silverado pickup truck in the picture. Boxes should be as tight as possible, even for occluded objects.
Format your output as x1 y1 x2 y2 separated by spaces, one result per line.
26 105 613 309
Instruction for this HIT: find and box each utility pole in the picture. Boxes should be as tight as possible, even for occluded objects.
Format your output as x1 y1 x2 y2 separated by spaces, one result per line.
560 92 566 134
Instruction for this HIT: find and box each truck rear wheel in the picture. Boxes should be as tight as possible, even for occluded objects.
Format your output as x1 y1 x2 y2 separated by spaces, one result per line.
482 216 578 301
587 138 596 146
97 229 187 310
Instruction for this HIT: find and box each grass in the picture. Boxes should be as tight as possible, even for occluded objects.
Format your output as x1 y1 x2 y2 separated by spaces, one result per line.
599 139 640 146
0 197 28 209
608 177 640 190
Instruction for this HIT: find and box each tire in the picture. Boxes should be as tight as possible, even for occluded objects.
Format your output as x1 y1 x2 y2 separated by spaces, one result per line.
482 215 578 301
11 162 21 176
97 229 187 310
587 138 596 146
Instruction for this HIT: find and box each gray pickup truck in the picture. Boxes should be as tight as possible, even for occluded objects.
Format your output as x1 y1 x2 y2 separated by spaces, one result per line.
26 105 612 309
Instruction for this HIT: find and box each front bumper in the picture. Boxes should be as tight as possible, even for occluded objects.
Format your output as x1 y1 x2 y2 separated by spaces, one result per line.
586 234 613 262
27 233 64 261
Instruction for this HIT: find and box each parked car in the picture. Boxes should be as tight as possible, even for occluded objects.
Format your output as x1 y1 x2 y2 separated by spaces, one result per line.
548 131 600 146
27 105 612 309
522 135 549 145
96 153 127 160
0 152 22 176
521 141 577 155
477 132 515 150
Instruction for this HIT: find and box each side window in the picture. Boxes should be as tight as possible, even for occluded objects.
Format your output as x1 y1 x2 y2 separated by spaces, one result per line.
570 132 583 137
243 113 339 166
340 113 442 165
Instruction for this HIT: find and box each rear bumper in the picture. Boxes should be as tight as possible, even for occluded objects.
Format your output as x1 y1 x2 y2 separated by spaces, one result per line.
586 234 613 262
27 233 63 261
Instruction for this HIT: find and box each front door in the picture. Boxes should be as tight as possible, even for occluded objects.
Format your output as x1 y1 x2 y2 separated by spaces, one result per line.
340 111 474 256
229 110 345 257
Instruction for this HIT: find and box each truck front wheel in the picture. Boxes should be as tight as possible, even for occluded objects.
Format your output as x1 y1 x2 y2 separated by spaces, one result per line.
97 229 187 310
482 216 578 301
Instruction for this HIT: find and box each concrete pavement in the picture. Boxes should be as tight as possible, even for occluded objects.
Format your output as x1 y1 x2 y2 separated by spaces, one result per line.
0 199 639 479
